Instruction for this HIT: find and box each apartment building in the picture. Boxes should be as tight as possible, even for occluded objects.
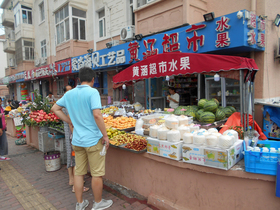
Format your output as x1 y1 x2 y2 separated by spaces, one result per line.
0 0 279 126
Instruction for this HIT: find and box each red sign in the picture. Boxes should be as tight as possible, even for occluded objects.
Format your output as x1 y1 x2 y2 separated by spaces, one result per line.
55 58 71 76
113 52 259 84
24 64 56 81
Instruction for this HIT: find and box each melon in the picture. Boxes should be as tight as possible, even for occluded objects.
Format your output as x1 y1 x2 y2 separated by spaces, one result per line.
227 106 236 113
185 110 196 120
203 101 218 113
196 109 204 121
174 108 186 115
191 105 199 112
222 107 232 118
200 112 216 124
211 98 220 106
215 109 226 121
198 99 208 109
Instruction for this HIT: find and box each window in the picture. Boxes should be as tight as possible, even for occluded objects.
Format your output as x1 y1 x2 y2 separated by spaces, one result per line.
39 1 45 22
22 5 32 24
98 9 106 38
129 0 135 25
72 8 86 40
137 0 155 7
55 5 69 45
41 40 47 58
14 10 20 27
23 40 34 60
57 79 64 95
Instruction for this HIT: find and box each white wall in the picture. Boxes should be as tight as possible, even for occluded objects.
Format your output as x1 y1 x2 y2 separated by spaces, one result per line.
0 39 7 78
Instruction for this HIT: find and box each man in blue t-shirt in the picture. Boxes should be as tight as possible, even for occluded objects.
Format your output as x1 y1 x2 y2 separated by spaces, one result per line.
52 67 113 210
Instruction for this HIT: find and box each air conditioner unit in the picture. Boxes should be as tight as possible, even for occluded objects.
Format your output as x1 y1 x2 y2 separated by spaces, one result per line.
9 58 15 67
40 57 47 64
35 59 40 66
120 25 135 41
275 38 280 59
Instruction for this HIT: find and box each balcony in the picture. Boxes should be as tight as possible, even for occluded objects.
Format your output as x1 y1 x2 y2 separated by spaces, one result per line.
3 39 15 53
2 9 14 28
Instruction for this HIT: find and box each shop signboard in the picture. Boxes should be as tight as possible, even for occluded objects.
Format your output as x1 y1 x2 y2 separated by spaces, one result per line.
24 64 57 81
3 77 10 85
15 72 25 83
55 58 71 76
9 75 16 83
72 9 265 72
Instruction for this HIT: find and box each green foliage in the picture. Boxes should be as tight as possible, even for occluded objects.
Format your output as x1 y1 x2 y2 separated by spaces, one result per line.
28 90 51 113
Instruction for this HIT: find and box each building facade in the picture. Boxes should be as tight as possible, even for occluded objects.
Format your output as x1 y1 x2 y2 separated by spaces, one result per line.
0 0 279 126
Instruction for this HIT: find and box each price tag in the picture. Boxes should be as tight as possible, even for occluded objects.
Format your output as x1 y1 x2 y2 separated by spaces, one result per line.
13 117 23 126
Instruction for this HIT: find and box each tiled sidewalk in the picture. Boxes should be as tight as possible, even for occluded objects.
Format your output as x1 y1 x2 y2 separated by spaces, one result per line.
0 136 155 210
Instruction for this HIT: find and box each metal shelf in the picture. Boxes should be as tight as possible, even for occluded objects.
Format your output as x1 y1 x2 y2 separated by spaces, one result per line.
226 94 240 97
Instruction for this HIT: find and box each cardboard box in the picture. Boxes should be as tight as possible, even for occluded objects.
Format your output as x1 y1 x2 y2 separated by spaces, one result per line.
182 140 244 170
147 137 160 156
263 112 280 140
159 141 183 161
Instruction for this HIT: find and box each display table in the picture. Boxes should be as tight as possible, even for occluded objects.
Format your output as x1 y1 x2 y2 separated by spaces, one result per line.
5 117 17 137
104 147 280 210
26 125 39 150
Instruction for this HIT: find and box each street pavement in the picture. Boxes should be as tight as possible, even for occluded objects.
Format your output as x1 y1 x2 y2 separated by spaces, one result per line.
0 136 155 210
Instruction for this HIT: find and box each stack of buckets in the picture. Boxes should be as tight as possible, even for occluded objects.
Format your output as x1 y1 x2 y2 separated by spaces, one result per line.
20 84 28 101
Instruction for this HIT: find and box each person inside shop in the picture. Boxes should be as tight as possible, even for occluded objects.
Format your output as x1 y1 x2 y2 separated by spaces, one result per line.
52 67 112 210
46 92 56 105
168 86 180 109
62 85 89 193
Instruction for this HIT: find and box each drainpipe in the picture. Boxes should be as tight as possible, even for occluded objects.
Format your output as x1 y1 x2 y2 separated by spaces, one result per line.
46 0 52 64
93 1 97 51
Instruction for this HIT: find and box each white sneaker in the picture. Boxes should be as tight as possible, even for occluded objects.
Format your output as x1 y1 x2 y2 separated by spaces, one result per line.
76 200 89 210
91 199 113 210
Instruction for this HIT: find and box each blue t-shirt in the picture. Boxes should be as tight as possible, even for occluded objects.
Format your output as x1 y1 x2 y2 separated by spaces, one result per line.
56 85 103 147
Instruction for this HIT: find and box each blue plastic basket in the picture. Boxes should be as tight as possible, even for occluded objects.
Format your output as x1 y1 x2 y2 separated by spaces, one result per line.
48 132 65 139
244 140 280 176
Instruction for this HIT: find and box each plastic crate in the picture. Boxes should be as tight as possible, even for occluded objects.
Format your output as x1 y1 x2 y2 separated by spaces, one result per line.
244 140 280 176
60 151 67 165
38 131 55 153
54 138 66 152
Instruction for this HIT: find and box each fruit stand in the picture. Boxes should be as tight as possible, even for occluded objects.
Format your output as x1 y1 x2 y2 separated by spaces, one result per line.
100 52 280 209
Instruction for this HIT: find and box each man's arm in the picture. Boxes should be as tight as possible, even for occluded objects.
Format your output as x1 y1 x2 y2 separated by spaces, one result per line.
168 96 179 103
93 109 109 149
51 104 72 125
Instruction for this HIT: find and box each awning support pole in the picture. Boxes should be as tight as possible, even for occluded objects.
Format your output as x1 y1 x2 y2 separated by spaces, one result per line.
240 70 244 132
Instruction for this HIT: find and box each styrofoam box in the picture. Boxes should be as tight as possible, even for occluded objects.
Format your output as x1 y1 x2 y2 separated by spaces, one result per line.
113 101 121 106
182 140 244 170
159 141 183 161
54 138 66 152
38 131 55 153
147 137 160 156
60 151 67 165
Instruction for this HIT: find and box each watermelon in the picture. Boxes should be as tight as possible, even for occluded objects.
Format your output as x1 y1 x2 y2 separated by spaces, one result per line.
196 109 204 121
185 110 196 120
203 101 218 113
227 106 236 113
200 112 216 124
174 108 186 115
198 99 208 109
211 98 220 106
215 109 226 121
191 105 199 112
222 107 232 118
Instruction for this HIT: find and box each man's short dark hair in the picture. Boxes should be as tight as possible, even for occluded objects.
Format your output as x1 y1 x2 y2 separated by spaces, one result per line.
79 67 96 83
63 85 72 93
49 92 53 95
169 86 176 91
8 100 11 103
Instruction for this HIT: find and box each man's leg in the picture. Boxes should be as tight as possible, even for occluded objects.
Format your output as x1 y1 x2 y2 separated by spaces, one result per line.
74 175 84 203
91 176 103 203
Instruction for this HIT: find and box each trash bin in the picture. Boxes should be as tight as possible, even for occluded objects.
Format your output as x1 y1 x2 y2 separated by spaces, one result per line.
44 151 61 172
